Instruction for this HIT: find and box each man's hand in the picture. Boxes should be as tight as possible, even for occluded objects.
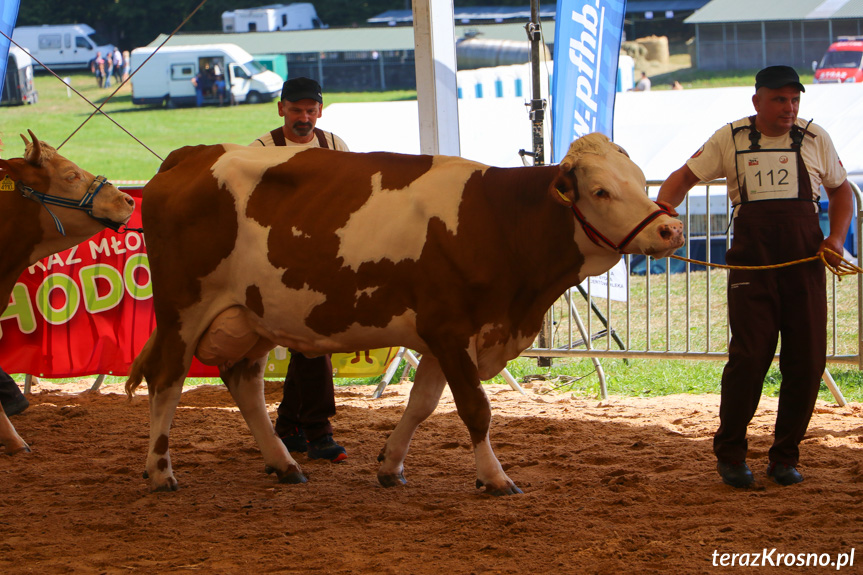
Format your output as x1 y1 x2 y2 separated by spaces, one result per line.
819 236 846 269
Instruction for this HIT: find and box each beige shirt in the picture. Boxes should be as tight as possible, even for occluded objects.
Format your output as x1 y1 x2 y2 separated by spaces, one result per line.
686 117 846 205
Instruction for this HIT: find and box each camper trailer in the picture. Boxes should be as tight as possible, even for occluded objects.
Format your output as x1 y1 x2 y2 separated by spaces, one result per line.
11 24 115 70
222 3 326 32
1 46 38 106
130 44 283 107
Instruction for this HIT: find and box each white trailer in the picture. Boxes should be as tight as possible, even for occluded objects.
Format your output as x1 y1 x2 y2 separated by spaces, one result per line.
1 46 38 106
11 24 115 70
221 3 325 32
130 43 283 108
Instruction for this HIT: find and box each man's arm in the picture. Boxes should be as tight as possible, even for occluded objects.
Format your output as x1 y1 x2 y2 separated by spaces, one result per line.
657 164 702 214
821 179 854 267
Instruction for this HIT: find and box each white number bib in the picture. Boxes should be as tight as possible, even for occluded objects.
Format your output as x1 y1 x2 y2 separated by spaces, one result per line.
742 150 799 201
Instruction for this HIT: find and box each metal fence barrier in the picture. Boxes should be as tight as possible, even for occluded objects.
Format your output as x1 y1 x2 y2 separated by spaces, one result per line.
519 180 863 373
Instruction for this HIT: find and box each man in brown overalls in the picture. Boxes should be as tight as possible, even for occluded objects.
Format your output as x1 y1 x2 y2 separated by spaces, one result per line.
657 66 853 487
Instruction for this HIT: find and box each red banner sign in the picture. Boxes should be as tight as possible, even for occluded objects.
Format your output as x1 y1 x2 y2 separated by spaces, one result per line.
0 190 220 377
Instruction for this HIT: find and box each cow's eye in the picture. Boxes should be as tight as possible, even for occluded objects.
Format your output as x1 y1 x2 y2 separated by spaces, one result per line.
594 188 608 198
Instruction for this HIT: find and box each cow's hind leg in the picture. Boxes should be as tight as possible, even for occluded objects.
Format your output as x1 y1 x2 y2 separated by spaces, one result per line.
127 329 189 492
438 346 521 496
220 357 306 484
377 356 447 487
0 408 30 455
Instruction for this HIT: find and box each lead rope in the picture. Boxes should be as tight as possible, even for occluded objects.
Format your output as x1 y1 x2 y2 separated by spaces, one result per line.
668 248 862 279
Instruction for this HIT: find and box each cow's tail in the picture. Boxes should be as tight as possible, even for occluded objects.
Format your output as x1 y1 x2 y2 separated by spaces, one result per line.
125 332 154 399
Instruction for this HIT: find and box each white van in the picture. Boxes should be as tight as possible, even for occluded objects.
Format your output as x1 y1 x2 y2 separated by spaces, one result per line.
1 46 38 106
130 44 283 107
11 24 115 70
222 3 326 32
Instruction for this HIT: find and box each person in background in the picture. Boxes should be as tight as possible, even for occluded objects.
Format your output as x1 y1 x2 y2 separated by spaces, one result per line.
191 65 212 107
112 47 124 85
122 50 131 82
657 66 853 488
633 71 651 91
103 52 113 89
90 52 104 88
250 77 349 463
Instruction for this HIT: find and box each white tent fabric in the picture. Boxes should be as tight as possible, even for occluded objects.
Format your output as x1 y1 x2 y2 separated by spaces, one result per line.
318 83 863 183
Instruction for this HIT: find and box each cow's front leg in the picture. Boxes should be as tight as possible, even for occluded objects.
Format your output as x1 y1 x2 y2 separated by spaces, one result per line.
221 357 306 484
437 346 521 496
377 355 447 487
0 409 30 455
145 378 184 491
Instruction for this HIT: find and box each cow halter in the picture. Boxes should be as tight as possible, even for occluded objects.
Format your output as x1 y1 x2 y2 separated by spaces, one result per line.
566 196 674 254
14 175 130 236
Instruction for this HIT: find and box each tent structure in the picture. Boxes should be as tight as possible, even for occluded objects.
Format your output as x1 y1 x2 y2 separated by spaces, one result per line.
319 82 863 183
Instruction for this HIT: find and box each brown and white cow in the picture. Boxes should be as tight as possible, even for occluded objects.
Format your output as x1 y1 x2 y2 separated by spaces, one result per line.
126 132 684 494
0 131 136 454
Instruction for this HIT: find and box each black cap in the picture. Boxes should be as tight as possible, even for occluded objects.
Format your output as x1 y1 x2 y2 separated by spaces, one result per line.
755 65 805 92
281 77 322 103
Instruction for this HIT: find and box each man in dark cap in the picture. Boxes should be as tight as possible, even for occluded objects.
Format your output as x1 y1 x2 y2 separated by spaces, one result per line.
250 77 349 463
657 66 853 488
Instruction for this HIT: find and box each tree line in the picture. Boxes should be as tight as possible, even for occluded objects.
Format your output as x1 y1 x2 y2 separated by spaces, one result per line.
17 0 540 51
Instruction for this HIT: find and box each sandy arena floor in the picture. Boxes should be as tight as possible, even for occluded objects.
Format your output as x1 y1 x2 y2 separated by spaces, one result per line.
1 378 861 574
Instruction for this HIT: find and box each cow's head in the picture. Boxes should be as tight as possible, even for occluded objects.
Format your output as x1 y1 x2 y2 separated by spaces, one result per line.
550 133 684 258
1 130 135 237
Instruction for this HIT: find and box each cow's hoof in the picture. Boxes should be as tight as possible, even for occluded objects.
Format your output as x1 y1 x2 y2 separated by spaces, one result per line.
378 472 407 487
476 479 523 496
3 442 31 455
265 465 307 484
151 479 179 492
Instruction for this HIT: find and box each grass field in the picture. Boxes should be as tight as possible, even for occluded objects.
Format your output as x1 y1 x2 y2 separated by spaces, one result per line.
1 72 417 180
4 69 862 404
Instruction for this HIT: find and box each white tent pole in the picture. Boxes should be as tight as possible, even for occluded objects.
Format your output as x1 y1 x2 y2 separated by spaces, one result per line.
412 0 460 156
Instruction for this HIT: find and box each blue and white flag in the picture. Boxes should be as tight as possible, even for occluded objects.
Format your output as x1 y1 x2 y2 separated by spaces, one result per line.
552 0 626 162
0 0 21 100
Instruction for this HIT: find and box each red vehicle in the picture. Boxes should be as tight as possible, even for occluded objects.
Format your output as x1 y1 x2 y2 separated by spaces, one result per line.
813 36 863 84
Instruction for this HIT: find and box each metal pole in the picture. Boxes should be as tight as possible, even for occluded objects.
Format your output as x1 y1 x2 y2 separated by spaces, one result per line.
527 0 545 167
526 0 551 366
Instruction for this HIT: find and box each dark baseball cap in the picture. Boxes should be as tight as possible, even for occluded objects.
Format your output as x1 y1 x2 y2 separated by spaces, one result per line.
755 65 805 92
281 77 323 103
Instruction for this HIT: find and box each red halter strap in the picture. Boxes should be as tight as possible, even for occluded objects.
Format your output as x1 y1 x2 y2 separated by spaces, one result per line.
570 201 674 254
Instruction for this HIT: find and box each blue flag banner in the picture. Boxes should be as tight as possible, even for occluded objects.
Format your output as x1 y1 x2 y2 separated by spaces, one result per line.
0 0 21 101
552 0 626 163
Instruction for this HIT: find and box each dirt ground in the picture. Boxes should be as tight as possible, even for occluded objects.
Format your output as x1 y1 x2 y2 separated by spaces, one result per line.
1 378 862 574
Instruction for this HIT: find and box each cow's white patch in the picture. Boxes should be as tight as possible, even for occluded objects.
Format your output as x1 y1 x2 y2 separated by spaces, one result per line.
291 226 308 238
335 156 487 270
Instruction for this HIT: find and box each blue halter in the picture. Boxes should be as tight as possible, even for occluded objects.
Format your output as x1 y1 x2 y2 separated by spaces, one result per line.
17 175 127 236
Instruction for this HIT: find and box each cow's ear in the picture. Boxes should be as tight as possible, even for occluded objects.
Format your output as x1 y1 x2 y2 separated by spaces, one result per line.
550 162 577 205
615 144 631 158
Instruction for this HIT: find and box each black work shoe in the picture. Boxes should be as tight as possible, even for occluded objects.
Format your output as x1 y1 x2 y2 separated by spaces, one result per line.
307 434 347 463
279 428 308 453
2 394 29 417
717 460 754 488
767 462 803 486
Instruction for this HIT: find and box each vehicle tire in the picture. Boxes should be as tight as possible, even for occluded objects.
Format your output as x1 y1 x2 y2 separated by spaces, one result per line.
246 91 262 104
